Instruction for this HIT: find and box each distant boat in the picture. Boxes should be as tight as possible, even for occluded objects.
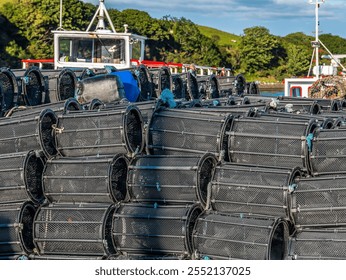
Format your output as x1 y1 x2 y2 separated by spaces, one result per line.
284 0 346 98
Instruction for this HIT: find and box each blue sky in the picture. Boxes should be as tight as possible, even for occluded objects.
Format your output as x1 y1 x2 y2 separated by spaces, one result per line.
83 0 346 38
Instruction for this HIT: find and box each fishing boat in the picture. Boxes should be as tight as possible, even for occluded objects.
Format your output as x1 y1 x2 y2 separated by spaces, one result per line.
284 0 346 98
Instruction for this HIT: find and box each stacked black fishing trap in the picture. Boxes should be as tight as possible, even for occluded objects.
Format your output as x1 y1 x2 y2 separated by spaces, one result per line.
2 65 346 260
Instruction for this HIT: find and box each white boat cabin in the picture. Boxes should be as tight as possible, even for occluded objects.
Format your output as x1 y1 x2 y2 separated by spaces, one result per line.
53 0 146 70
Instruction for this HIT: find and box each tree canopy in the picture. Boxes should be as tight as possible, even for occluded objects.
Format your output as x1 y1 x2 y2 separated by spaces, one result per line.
1 0 346 80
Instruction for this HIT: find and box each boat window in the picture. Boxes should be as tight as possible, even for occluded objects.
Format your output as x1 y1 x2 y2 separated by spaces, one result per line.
58 37 126 64
94 39 126 64
131 39 142 61
290 86 302 97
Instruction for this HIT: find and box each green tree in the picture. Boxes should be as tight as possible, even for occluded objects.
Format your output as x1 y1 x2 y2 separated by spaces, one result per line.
240 26 282 74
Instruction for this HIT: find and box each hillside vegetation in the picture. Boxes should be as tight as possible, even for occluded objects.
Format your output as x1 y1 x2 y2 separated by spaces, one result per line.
1 0 346 81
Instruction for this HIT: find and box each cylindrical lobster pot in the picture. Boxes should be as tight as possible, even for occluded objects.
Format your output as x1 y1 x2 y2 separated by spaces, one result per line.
0 151 45 204
292 175 346 228
246 82 260 95
5 97 82 118
76 74 125 104
186 71 199 100
146 108 233 161
128 153 217 208
310 128 346 175
211 163 301 220
33 203 116 257
229 115 319 172
289 228 346 259
43 154 128 204
0 67 19 116
41 69 77 103
55 105 144 157
12 67 46 106
112 203 203 257
149 66 172 98
172 74 186 99
0 108 57 158
275 98 321 114
0 202 37 257
216 75 236 96
193 212 289 260
134 65 153 101
85 98 105 110
233 74 246 96
196 75 220 99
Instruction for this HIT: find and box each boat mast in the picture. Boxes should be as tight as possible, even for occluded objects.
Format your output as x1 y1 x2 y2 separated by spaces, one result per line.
310 0 325 79
86 0 116 33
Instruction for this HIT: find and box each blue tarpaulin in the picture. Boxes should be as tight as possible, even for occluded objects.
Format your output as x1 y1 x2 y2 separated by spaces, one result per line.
110 71 140 102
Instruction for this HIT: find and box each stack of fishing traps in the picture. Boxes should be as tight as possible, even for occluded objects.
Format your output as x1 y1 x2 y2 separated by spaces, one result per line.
2 66 346 260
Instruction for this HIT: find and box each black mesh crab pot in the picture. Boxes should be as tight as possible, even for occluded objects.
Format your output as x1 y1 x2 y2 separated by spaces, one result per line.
185 71 199 100
211 163 302 220
76 74 125 104
0 67 19 116
146 108 233 161
196 74 220 99
289 228 346 259
310 128 346 175
43 154 129 204
273 98 321 115
0 202 37 257
172 74 186 99
40 69 77 103
0 108 57 158
291 175 346 228
228 115 319 172
192 212 289 260
0 151 45 204
33 203 116 257
103 100 156 125
134 65 153 101
128 153 218 208
278 96 342 113
12 67 47 106
112 203 203 258
263 111 337 130
55 105 144 157
149 66 172 98
216 75 237 96
5 97 82 118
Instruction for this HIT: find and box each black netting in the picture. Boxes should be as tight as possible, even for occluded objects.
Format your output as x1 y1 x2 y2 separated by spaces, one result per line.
149 67 172 98
43 154 128 204
33 204 116 256
12 67 46 106
147 108 233 160
56 105 144 157
292 175 346 228
112 203 202 257
193 212 288 260
135 65 153 101
310 128 346 175
41 69 77 102
0 108 57 157
290 228 346 259
0 68 18 116
128 154 217 208
211 163 301 220
0 202 36 256
229 115 318 171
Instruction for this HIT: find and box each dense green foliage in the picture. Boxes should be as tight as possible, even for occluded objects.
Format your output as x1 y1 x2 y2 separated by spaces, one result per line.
1 0 346 80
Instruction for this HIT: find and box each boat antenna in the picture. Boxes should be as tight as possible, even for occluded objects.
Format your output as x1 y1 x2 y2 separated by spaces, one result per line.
86 0 116 33
57 0 63 30
309 0 325 79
